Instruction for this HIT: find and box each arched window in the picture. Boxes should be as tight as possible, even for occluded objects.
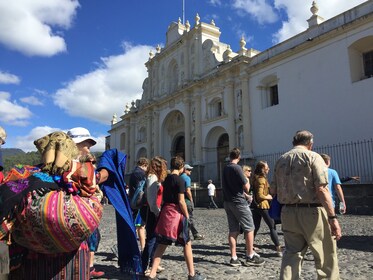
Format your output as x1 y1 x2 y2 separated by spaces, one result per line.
209 97 223 119
258 74 279 109
137 127 146 143
348 36 373 82
168 59 179 93
120 133 126 150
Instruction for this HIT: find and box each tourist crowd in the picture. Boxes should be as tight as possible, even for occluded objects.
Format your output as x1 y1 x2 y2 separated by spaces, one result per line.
0 129 344 280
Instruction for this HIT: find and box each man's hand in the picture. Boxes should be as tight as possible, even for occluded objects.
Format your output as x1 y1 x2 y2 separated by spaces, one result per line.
340 204 346 214
328 218 342 241
244 193 253 203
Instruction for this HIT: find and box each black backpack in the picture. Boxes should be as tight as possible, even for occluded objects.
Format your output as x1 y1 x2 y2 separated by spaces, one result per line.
130 180 146 209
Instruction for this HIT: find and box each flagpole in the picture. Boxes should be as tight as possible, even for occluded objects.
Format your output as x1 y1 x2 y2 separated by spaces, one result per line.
182 0 185 24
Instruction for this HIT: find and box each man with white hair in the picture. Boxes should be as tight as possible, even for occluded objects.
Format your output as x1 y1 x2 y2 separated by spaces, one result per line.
271 130 341 279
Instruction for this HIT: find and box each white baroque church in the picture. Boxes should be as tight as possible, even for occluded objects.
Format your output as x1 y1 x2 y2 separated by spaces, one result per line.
107 1 373 183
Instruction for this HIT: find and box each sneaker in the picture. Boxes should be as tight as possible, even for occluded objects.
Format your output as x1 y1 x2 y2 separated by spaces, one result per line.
90 268 105 279
111 244 118 258
253 251 260 258
188 271 207 280
157 265 165 273
193 234 205 240
229 258 242 267
276 246 283 257
244 255 265 266
246 251 260 259
144 269 151 277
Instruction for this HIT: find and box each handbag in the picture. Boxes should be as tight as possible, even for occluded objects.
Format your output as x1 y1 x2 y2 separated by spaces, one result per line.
12 189 102 254
268 195 282 223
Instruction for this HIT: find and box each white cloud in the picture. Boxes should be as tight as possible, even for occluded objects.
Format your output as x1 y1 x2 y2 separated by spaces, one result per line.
0 71 21 84
231 22 255 46
0 0 79 56
232 0 278 24
272 0 368 43
14 126 106 152
209 0 222 6
53 43 151 125
0 91 32 126
20 96 44 106
14 126 60 152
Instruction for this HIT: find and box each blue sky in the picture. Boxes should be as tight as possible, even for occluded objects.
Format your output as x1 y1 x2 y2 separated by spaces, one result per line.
0 0 367 151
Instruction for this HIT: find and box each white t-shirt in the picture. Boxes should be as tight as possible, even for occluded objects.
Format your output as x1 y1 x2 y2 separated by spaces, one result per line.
207 183 216 196
146 173 161 216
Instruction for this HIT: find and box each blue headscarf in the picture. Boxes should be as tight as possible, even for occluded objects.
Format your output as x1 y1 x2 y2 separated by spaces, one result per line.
97 149 142 277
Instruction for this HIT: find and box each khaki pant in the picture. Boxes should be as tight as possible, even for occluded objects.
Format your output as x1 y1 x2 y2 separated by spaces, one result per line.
280 206 340 280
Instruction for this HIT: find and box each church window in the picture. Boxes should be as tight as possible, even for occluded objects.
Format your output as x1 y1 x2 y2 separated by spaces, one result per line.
363 50 373 78
120 133 126 150
258 74 279 109
348 36 373 82
209 98 223 118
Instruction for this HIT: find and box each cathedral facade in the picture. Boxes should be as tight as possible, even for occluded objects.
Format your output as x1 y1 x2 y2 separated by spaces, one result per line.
108 2 373 183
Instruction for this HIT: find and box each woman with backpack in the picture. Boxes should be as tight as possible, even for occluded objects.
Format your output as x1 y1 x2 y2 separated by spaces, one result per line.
142 156 168 276
147 156 206 280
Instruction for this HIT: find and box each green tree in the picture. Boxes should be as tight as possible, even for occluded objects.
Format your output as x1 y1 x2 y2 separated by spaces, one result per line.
3 151 42 172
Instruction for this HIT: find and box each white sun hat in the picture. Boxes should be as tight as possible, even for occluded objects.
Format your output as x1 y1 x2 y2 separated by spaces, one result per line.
0 126 6 145
67 127 97 146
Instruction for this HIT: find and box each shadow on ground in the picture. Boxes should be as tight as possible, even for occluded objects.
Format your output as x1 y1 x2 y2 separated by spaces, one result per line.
337 235 373 252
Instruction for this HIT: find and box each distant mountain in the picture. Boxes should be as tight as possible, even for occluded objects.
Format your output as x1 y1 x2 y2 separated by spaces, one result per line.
1 148 25 157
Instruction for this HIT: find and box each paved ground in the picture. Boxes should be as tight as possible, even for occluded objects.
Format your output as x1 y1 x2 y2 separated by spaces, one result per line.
95 205 373 280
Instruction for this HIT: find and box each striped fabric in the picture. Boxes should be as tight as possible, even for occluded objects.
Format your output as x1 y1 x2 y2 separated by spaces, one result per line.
12 190 102 254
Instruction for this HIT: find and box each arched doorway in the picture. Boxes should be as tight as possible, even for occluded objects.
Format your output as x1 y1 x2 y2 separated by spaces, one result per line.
172 134 185 160
217 133 229 180
136 147 147 159
161 110 185 162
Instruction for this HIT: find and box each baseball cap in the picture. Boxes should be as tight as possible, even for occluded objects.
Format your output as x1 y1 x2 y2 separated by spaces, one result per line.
67 127 97 146
184 164 193 170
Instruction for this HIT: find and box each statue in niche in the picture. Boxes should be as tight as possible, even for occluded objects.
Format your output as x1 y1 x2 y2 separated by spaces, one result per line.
238 127 244 149
191 106 196 131
237 89 242 114
181 71 185 84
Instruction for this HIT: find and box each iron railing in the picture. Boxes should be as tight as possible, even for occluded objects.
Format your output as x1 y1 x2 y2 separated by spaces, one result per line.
192 139 373 187
254 139 373 184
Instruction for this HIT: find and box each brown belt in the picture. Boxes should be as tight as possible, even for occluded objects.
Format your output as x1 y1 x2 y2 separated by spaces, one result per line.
285 203 322 207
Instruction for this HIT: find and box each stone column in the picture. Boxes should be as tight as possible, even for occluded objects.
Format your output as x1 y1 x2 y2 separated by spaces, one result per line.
225 81 236 149
184 97 191 163
240 76 253 156
130 118 136 169
153 110 160 155
195 93 202 162
146 111 152 158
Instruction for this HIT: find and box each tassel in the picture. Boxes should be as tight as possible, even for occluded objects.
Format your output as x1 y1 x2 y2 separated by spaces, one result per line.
7 232 11 245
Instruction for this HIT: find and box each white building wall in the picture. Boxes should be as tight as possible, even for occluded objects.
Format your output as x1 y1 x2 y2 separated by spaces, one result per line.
249 21 373 156
108 2 373 177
